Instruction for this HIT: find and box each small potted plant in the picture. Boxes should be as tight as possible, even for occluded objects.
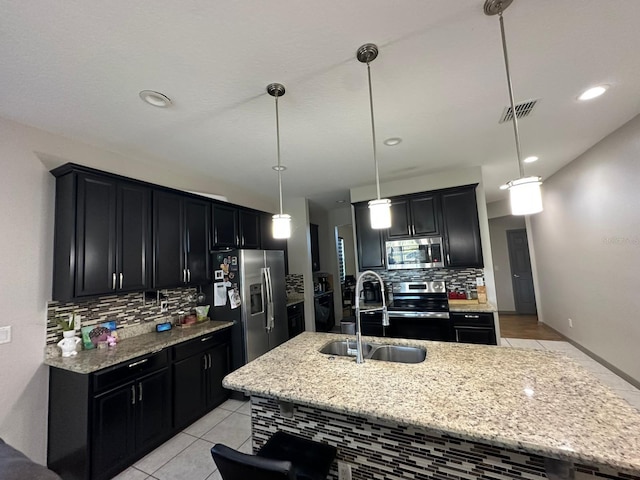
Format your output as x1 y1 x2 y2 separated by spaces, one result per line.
56 314 81 357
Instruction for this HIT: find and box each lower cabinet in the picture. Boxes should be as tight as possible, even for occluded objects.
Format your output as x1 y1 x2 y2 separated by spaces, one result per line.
48 328 231 480
451 312 497 345
287 302 305 339
173 332 231 430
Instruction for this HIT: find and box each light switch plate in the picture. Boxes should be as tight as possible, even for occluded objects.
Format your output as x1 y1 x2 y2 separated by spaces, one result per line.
0 326 12 345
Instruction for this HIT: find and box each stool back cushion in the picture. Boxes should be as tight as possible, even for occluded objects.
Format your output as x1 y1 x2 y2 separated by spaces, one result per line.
211 443 295 480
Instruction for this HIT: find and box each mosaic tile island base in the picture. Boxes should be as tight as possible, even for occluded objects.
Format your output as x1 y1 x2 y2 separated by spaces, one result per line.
224 332 640 480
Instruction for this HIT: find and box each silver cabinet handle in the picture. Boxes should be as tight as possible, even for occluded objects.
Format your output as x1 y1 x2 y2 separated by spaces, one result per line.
203 355 207 370
187 269 191 283
119 273 123 289
183 269 186 283
447 254 451 264
128 358 148 368
131 385 136 405
112 273 117 290
139 382 143 402
513 274 520 278
464 314 480 319
200 336 212 342
208 353 212 369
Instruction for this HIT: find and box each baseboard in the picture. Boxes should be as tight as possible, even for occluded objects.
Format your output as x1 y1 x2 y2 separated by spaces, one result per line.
497 310 518 315
541 323 640 390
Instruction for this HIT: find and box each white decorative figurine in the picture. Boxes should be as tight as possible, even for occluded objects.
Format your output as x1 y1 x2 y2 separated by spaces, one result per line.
57 330 81 357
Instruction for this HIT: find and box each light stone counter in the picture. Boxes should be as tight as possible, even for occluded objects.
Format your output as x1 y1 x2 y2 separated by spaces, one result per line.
224 331 640 474
45 320 234 374
448 301 497 312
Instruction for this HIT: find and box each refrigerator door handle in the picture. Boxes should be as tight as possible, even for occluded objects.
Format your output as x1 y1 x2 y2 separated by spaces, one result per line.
265 267 275 332
262 267 271 332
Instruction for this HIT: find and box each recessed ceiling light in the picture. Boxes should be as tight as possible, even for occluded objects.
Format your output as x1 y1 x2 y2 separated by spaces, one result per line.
383 137 402 146
499 184 509 190
272 165 287 171
523 156 539 164
139 90 172 108
336 199 346 204
578 85 609 101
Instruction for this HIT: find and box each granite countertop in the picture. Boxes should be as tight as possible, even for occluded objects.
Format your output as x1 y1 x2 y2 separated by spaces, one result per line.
286 294 305 307
45 321 234 374
448 301 497 313
224 332 640 473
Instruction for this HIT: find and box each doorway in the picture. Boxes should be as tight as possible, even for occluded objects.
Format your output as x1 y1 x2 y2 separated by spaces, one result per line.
336 224 356 320
507 229 537 314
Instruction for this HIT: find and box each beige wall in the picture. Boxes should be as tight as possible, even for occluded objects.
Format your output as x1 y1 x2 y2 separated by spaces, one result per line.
488 215 526 312
530 113 640 382
0 116 274 462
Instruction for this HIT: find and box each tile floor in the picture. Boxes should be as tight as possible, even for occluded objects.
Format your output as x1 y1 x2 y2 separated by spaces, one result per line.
112 339 640 480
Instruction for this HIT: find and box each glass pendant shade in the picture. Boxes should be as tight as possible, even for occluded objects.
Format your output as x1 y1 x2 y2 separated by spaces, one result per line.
368 198 392 229
508 176 543 215
272 213 291 239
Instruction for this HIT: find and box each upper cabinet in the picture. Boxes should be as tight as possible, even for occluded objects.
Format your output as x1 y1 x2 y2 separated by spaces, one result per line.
354 203 385 270
211 205 261 249
52 164 276 301
310 223 320 272
441 186 483 268
152 193 211 289
352 184 483 271
387 193 439 239
52 169 151 301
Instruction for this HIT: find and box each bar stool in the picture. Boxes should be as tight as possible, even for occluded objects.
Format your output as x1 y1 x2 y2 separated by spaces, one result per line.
211 431 337 480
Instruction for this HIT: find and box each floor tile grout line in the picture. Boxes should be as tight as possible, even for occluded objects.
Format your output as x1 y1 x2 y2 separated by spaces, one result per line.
137 432 199 476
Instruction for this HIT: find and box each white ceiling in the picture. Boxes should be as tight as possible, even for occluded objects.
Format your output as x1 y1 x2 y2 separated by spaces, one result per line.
2 1 640 210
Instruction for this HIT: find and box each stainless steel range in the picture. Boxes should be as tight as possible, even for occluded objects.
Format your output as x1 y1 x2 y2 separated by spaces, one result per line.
385 281 451 341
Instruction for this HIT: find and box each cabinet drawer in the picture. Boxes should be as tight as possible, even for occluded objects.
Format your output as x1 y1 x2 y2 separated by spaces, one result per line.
450 312 494 326
172 330 231 362
287 302 303 314
93 349 168 393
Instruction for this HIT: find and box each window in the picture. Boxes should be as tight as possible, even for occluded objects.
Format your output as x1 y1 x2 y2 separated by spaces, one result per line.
337 236 345 283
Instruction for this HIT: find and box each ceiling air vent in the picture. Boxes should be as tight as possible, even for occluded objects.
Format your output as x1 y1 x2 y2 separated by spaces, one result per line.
499 99 539 124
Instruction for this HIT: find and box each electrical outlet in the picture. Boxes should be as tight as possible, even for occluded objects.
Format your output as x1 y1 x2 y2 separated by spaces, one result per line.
0 326 11 345
338 461 352 480
160 300 169 313
568 318 573 328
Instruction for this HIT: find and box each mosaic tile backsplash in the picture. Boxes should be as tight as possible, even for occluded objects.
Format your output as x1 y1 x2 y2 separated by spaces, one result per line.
285 274 304 295
251 396 636 480
46 287 197 346
377 267 484 293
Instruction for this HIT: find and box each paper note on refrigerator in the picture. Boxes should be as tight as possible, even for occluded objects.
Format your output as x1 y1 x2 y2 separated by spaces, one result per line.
229 289 241 309
214 283 227 306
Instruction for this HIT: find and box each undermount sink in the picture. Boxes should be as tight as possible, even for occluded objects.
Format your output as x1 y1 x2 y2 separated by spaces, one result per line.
319 340 426 364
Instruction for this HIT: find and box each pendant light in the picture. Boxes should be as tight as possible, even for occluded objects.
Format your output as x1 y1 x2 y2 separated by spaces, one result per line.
267 83 292 239
485 0 543 215
357 44 392 229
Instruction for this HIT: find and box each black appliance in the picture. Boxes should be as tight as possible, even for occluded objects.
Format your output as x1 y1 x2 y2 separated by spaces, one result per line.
386 281 451 341
362 281 382 304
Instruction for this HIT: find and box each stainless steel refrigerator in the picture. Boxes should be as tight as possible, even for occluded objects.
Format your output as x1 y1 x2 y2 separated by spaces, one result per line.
210 249 288 372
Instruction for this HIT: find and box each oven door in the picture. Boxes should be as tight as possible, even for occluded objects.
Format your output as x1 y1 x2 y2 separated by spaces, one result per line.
386 311 452 341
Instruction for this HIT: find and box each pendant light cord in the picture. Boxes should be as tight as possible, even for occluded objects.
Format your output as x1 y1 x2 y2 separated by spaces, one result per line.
274 91 284 215
366 61 381 201
498 10 525 178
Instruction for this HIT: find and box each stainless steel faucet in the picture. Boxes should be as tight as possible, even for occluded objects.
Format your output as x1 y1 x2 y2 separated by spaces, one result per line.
353 270 388 364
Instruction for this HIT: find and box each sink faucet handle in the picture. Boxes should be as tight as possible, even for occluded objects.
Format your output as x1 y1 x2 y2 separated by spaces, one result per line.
382 307 390 327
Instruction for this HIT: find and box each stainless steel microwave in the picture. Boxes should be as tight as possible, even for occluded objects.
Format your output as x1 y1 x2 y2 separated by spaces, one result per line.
385 237 444 270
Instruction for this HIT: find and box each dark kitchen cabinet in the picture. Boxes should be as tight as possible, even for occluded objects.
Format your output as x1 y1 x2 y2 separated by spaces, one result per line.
354 203 385 270
239 210 261 249
52 170 151 301
451 312 496 345
310 223 320 271
387 194 439 239
153 192 210 288
48 349 171 480
441 185 483 268
172 329 231 430
212 204 239 248
287 302 305 339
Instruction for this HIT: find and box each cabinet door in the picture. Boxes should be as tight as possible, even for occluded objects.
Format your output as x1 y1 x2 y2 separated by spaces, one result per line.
208 342 231 408
117 182 150 292
75 174 117 297
184 199 211 284
453 326 496 345
410 195 439 236
387 199 411 238
239 210 260 249
310 223 320 271
173 353 207 429
136 369 171 453
354 203 385 270
212 204 239 248
153 191 184 288
92 383 136 479
441 186 483 268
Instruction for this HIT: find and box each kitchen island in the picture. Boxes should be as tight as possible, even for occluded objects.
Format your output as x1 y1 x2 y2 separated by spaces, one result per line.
224 332 640 480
